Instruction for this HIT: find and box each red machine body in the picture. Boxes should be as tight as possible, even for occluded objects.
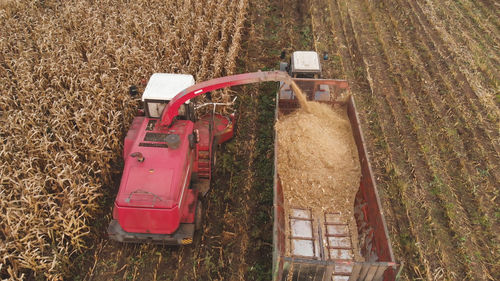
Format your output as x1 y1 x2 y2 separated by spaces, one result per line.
117 118 194 234
109 111 235 244
108 71 288 244
108 51 397 278
108 70 367 246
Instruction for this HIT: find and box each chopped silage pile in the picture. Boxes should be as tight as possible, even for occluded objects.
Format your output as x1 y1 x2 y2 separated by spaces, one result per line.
276 101 363 260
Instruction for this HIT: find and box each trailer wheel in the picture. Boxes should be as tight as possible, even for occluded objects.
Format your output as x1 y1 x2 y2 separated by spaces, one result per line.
195 200 203 231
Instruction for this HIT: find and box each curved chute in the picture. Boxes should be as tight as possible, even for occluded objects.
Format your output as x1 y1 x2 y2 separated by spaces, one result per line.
160 70 350 126
160 71 292 126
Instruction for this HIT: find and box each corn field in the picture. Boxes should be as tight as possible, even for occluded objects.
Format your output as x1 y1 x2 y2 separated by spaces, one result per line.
0 0 247 279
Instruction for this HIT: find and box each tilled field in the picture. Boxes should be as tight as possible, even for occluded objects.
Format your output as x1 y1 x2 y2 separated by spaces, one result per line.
309 0 499 279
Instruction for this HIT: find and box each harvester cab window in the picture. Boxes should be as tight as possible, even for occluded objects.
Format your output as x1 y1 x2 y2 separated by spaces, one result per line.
146 100 167 118
145 100 190 120
142 73 196 120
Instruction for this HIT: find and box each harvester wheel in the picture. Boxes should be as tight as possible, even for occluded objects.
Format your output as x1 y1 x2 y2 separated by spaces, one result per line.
210 136 218 180
195 200 203 231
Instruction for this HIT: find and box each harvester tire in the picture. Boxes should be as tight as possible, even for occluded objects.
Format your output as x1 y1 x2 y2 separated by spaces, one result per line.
195 200 203 231
210 136 218 180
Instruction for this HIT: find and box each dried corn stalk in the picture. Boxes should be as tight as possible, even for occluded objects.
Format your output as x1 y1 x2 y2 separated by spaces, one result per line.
0 0 248 279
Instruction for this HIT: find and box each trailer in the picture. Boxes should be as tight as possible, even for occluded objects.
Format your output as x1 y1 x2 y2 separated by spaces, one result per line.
273 53 399 281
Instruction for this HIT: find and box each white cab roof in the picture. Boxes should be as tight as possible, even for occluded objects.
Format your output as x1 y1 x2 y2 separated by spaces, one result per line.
291 51 321 73
142 73 195 101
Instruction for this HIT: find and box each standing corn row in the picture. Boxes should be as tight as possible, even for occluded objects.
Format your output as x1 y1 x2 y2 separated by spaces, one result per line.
0 0 248 279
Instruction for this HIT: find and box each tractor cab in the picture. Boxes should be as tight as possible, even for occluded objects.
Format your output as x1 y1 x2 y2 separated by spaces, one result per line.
142 73 195 121
279 51 330 101
289 51 322 78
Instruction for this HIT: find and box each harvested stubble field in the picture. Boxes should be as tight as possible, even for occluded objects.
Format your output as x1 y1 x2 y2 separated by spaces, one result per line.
308 0 500 279
1 0 499 280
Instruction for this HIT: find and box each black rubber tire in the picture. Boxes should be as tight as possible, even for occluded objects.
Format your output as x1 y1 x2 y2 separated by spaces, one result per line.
190 172 199 184
195 200 203 231
210 136 218 180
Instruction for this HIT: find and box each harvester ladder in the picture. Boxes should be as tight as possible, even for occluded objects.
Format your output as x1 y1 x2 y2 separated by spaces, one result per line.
197 150 210 179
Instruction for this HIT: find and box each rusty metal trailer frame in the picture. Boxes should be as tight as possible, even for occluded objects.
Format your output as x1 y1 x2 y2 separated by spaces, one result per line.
272 79 399 281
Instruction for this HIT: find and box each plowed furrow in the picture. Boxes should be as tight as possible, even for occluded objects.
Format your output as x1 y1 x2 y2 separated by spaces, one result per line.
314 0 499 279
448 0 500 46
372 1 500 278
391 0 500 185
383 0 499 248
473 0 500 32
396 0 500 205
352 0 496 278
420 0 500 103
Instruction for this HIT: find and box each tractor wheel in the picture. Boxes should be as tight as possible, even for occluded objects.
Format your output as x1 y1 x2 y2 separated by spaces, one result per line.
195 200 203 231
